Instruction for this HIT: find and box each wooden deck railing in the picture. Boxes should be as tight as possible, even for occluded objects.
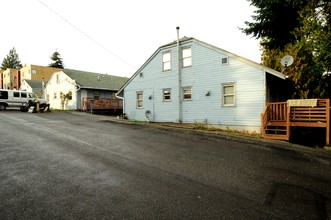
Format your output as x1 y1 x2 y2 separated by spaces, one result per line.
82 98 123 111
261 99 330 145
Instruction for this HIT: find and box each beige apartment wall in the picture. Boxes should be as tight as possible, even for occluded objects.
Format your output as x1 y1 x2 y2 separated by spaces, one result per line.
21 65 62 82
2 69 19 89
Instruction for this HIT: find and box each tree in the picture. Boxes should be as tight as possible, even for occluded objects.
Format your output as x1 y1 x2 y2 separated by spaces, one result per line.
1 47 23 70
48 51 64 69
242 0 331 98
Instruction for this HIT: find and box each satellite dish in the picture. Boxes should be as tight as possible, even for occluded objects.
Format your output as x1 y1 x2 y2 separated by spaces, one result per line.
145 110 152 119
281 55 294 67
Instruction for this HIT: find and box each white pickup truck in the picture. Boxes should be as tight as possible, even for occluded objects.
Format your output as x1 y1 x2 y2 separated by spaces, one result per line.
0 89 49 112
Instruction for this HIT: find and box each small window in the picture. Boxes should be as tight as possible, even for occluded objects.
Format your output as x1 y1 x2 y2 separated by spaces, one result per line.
183 87 192 100
56 74 60 84
221 57 229 64
94 91 100 99
54 92 57 99
222 83 235 106
163 89 171 101
21 93 27 98
162 52 171 71
13 92 20 97
68 91 72 100
136 92 143 108
32 70 37 75
182 48 192 67
139 72 144 78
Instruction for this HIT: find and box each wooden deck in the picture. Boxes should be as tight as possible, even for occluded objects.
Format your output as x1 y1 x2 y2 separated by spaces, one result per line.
261 99 330 145
82 98 123 112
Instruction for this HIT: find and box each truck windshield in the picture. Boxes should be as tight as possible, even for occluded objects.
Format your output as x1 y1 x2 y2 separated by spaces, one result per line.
29 93 37 98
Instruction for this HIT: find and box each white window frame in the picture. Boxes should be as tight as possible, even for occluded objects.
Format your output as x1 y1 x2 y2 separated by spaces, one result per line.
182 87 192 101
136 91 143 108
182 47 192 67
163 88 171 102
162 52 171 71
222 83 236 106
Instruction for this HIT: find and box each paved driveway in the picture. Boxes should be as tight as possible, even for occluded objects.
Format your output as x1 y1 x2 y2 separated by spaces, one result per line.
0 111 331 219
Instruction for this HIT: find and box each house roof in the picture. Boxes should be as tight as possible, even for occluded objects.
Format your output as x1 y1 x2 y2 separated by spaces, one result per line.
117 37 285 95
24 80 43 89
61 69 128 90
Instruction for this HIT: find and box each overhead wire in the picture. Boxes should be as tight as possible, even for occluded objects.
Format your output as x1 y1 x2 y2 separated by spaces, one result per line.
37 0 137 70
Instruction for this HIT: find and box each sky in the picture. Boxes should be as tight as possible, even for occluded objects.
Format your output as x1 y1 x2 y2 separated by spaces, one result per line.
0 0 260 78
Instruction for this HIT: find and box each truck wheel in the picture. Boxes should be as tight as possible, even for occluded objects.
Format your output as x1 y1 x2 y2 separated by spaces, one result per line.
0 104 6 111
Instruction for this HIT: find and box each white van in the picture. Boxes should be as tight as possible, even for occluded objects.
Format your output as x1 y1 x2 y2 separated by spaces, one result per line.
0 89 48 112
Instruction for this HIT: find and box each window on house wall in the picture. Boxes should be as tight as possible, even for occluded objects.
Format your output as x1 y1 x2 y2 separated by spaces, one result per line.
32 70 37 74
182 47 192 67
182 87 192 100
162 52 171 71
136 92 143 108
54 92 57 99
68 91 73 100
221 57 229 65
56 74 60 84
163 89 171 101
94 91 100 99
222 83 235 106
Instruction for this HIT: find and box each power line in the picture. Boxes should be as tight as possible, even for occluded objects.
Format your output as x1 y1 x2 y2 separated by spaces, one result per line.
37 0 137 70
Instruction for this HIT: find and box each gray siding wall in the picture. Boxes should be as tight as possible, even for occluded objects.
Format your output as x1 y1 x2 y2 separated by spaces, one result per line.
124 40 266 132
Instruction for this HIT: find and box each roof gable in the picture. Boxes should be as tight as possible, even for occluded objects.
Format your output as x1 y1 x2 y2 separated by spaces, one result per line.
117 37 284 95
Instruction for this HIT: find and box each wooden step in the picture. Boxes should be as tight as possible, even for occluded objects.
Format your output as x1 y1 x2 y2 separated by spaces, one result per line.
263 134 289 141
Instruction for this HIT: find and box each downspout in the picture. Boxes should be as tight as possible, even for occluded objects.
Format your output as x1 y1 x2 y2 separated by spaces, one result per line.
176 26 182 123
115 92 124 115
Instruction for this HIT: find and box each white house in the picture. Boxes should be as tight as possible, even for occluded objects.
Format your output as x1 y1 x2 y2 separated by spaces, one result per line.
45 69 128 110
117 37 288 133
20 80 44 97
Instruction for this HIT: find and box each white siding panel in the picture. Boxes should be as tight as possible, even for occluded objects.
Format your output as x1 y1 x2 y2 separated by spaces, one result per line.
124 40 267 132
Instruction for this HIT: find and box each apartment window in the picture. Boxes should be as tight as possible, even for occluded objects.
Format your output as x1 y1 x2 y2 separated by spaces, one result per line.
163 89 171 101
136 92 143 108
182 87 192 100
222 83 235 106
182 47 192 67
162 52 171 71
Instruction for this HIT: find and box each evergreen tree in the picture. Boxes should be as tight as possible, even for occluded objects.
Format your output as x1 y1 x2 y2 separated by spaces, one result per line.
48 51 64 69
1 47 23 70
242 0 331 98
